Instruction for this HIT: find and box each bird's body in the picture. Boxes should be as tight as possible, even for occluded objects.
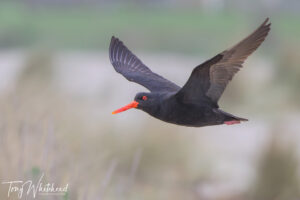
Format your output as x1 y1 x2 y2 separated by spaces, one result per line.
110 19 271 127
152 95 222 127
133 91 245 127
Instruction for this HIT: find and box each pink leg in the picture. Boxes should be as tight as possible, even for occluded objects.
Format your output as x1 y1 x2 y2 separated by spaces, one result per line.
224 120 241 125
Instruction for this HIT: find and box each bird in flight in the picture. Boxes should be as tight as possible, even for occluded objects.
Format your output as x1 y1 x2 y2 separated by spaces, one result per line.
110 18 271 127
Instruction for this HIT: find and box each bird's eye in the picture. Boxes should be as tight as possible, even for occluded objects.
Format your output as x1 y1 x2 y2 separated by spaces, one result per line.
142 96 148 101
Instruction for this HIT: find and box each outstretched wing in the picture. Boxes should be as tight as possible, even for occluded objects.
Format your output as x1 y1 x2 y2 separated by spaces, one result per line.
109 36 180 92
176 18 271 104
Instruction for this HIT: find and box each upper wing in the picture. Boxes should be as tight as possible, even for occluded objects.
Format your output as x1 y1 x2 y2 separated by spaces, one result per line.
109 36 180 92
176 18 271 104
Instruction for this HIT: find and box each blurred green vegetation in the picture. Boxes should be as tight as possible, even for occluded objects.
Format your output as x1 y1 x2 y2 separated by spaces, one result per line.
0 1 299 54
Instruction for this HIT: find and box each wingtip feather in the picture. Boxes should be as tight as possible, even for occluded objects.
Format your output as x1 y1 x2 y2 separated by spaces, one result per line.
111 35 117 41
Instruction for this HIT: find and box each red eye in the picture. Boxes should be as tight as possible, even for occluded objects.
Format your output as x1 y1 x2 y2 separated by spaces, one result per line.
142 96 147 101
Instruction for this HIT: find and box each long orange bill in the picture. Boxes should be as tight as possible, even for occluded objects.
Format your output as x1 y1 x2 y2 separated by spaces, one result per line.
112 101 139 114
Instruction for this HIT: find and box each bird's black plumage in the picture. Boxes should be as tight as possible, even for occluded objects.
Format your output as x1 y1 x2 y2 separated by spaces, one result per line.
110 18 271 127
109 36 180 92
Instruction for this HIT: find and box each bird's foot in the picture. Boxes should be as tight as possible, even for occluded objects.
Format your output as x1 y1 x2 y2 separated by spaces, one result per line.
224 120 240 125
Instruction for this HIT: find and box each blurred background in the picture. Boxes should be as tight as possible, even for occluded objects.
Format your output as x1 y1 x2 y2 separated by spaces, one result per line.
0 0 299 199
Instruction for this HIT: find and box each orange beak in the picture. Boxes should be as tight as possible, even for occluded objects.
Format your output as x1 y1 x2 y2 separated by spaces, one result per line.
112 101 139 114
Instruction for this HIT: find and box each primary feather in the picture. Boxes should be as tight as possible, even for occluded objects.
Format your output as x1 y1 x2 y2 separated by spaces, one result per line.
109 36 180 92
177 18 271 103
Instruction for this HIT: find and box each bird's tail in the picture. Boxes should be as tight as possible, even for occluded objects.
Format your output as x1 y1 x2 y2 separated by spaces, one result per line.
234 116 248 121
218 109 249 122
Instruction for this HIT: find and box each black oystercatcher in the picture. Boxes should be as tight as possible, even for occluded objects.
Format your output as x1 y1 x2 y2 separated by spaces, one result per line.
110 18 271 127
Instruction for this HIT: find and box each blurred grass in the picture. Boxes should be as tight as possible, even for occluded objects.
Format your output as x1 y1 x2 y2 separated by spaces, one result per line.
250 135 300 200
0 84 204 200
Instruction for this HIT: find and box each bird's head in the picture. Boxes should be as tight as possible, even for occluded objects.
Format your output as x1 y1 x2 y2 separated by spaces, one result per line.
112 92 160 114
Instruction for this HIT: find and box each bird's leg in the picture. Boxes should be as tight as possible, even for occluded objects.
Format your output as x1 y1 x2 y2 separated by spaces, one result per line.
224 120 241 125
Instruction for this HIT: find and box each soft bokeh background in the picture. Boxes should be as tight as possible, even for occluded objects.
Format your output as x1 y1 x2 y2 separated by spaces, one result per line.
0 0 299 199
